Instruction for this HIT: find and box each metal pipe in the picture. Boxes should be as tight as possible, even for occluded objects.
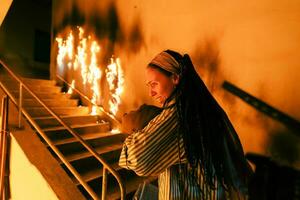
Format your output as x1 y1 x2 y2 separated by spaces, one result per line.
0 60 126 199
18 83 22 128
101 167 107 200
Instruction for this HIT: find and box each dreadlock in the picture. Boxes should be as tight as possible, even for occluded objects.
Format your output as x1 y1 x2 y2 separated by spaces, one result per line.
164 50 252 198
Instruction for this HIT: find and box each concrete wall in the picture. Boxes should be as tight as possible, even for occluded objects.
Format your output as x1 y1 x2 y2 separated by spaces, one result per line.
0 0 13 26
0 0 51 78
51 0 300 166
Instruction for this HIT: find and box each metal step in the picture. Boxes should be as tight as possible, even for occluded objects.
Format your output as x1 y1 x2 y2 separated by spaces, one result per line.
33 115 103 128
72 162 122 185
21 77 56 86
51 132 122 146
43 123 112 143
11 90 71 99
4 84 62 93
0 77 56 90
25 106 89 117
70 149 122 177
43 122 111 133
61 142 123 163
22 98 78 107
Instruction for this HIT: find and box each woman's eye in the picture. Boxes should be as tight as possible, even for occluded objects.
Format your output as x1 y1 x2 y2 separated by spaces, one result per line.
147 82 157 88
150 82 157 88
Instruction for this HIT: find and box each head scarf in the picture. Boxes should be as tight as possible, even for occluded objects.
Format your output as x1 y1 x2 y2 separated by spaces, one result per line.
148 51 181 75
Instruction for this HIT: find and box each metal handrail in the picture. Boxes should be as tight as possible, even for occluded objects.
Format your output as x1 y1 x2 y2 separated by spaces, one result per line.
0 60 126 200
56 74 121 128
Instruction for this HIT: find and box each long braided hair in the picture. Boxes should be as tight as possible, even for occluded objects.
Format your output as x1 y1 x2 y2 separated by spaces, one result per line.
164 50 252 197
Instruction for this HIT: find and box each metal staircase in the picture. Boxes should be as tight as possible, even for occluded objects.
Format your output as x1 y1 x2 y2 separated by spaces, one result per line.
0 60 155 199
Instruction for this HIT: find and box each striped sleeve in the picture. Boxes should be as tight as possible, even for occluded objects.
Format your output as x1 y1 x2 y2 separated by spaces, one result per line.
119 105 185 177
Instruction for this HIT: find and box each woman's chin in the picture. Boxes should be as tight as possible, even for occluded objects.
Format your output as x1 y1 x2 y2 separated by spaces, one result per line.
153 99 164 108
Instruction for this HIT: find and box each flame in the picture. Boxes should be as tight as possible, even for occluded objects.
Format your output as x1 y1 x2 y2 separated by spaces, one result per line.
56 26 124 117
89 41 102 115
67 80 75 94
111 128 120 134
56 32 74 71
106 57 124 115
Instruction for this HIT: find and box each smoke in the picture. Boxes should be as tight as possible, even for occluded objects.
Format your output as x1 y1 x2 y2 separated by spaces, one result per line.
267 127 300 167
191 37 222 92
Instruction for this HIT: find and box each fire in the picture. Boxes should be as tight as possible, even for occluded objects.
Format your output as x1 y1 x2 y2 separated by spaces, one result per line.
106 57 124 115
89 41 102 116
56 32 74 71
55 26 124 117
67 80 75 94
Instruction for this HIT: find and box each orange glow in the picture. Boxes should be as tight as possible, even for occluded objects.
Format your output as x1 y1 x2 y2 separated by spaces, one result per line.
106 57 124 115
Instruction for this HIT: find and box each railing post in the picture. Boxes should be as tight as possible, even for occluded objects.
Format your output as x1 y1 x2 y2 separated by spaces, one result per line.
18 83 22 128
0 95 9 200
101 167 107 200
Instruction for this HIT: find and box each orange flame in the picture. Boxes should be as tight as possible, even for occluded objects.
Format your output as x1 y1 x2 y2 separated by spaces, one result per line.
106 57 124 115
56 26 124 117
56 31 74 71
67 80 75 94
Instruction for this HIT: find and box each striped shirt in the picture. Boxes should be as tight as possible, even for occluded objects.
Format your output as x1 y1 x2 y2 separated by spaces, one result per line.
119 101 229 200
119 100 186 176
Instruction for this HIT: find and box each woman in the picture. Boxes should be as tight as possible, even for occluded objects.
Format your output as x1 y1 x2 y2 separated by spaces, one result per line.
119 50 252 200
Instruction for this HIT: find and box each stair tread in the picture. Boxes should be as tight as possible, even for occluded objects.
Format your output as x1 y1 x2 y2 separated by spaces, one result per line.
22 77 55 82
22 98 77 101
5 84 60 89
73 162 121 185
52 131 122 146
11 91 71 98
64 143 123 162
26 106 87 109
42 122 110 132
1 76 137 199
33 114 100 120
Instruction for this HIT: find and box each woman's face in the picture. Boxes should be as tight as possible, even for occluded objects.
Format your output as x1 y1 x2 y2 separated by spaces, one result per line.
146 67 179 105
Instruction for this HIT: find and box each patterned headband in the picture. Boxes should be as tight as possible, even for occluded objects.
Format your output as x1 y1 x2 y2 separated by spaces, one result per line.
148 51 181 75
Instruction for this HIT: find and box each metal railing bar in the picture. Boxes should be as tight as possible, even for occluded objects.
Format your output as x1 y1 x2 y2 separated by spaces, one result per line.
0 60 125 199
0 82 99 199
101 167 107 200
56 74 121 128
22 109 100 199
0 96 8 200
18 83 22 128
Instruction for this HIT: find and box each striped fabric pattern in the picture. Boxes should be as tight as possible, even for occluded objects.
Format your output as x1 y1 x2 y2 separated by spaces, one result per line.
119 101 227 199
119 101 186 177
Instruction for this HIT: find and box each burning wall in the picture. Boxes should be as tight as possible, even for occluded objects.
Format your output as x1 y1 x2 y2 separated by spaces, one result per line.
51 0 300 166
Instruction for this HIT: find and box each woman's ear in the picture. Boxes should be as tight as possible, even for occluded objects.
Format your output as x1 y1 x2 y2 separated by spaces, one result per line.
172 74 180 85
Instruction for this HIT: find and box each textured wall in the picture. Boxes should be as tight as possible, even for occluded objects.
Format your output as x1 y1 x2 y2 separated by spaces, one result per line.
51 0 300 166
